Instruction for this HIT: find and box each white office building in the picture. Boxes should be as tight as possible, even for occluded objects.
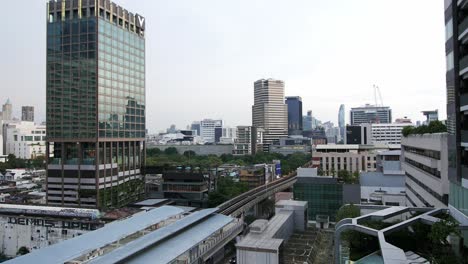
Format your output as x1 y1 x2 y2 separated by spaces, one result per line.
200 119 223 143
4 121 47 159
371 123 412 145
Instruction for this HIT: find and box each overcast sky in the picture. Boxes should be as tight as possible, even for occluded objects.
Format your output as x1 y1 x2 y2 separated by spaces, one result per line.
0 0 446 133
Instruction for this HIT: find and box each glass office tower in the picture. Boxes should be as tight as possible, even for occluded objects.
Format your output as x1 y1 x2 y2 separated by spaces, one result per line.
46 0 145 208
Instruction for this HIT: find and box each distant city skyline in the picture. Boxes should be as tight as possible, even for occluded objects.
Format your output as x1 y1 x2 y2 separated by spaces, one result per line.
1 0 446 132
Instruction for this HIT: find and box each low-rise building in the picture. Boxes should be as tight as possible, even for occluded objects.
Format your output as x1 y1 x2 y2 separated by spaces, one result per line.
239 166 266 189
402 132 449 208
269 136 311 155
293 168 360 222
312 144 399 175
360 150 406 206
0 204 103 257
236 200 307 264
162 171 209 207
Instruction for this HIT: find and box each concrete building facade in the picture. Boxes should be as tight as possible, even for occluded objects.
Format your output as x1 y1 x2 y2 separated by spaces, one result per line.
0 204 102 257
371 123 412 145
252 79 288 152
402 133 449 208
4 121 47 159
311 144 396 175
360 150 406 206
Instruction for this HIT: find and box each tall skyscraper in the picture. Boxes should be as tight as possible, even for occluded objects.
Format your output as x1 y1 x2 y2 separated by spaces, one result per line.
46 0 146 208
1 99 12 121
338 104 345 142
252 79 287 151
285 96 303 136
21 106 34 122
444 0 468 233
350 104 392 125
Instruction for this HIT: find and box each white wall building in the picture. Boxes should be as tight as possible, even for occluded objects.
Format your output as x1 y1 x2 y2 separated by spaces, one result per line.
312 144 399 174
0 204 102 257
220 127 237 144
371 123 412 145
200 119 223 143
4 121 47 159
402 133 449 208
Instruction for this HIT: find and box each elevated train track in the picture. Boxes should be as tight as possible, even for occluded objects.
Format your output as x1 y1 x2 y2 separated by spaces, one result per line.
217 172 298 217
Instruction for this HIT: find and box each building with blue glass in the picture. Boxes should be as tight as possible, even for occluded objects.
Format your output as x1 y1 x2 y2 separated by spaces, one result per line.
285 96 303 136
46 0 146 208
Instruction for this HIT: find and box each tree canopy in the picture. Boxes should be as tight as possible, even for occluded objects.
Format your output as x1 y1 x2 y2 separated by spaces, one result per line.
402 121 447 137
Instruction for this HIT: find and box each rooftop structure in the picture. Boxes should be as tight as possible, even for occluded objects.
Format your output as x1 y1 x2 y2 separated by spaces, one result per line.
335 206 468 263
236 200 307 264
7 206 241 264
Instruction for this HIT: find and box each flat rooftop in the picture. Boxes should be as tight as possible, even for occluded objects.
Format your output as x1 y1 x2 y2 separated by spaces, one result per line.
237 211 294 251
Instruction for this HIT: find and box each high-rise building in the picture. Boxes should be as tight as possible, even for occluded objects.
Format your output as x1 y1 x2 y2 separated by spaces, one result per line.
1 99 12 121
302 110 313 131
199 119 222 143
285 96 303 136
21 106 34 122
444 0 468 234
45 0 146 208
350 104 392 125
252 79 287 151
338 104 345 142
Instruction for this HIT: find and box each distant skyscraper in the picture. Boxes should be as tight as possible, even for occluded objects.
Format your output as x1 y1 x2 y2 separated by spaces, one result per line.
252 79 287 151
1 99 12 121
285 96 303 136
21 106 34 122
303 110 313 131
350 104 392 125
46 0 146 208
444 0 468 232
421 110 438 124
338 104 345 142
191 121 201 136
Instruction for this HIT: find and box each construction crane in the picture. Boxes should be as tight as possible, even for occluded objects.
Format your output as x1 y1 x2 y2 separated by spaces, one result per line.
373 84 384 107
373 84 384 123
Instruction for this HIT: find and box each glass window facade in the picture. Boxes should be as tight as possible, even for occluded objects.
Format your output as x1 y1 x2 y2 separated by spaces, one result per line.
47 17 97 139
46 1 146 209
293 182 343 221
97 19 145 139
